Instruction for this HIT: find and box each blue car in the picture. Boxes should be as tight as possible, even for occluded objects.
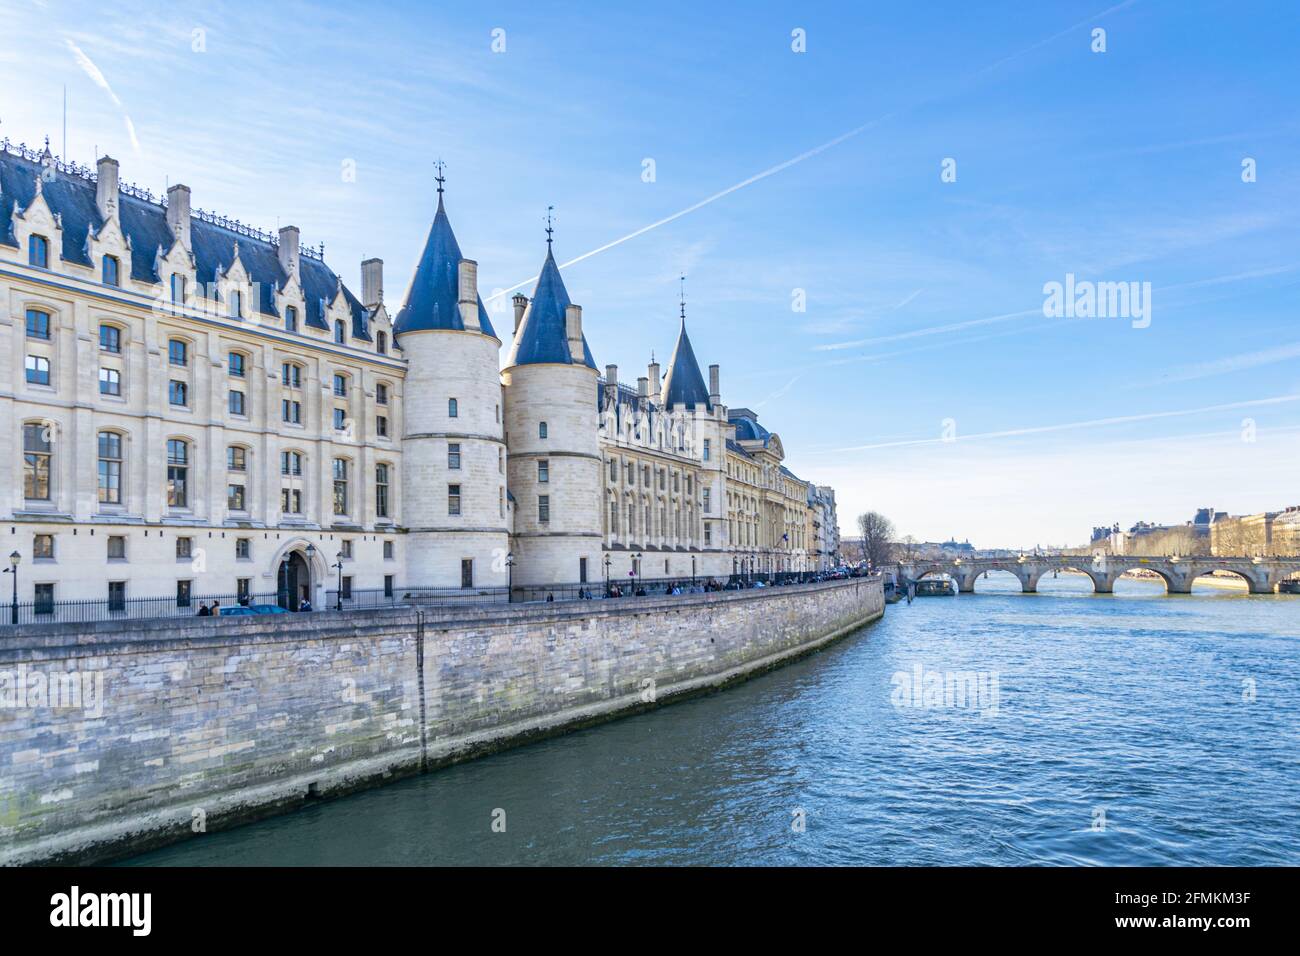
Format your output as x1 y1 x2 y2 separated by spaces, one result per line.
219 604 289 616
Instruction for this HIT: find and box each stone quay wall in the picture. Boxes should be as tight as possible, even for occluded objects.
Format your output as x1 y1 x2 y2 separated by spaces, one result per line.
0 577 883 865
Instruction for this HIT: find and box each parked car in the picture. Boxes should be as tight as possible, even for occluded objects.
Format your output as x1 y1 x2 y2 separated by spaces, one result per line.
219 604 289 616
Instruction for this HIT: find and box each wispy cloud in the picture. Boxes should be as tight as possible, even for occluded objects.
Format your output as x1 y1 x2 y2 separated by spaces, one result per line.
65 39 139 153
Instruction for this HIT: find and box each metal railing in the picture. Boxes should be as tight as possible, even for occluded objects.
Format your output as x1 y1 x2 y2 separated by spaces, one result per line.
0 590 282 627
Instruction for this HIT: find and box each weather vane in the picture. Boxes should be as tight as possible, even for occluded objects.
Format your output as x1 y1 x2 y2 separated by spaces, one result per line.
434 159 446 196
545 205 555 249
679 274 687 320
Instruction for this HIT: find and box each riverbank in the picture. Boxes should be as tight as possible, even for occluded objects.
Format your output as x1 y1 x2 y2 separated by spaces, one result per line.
1 577 883 866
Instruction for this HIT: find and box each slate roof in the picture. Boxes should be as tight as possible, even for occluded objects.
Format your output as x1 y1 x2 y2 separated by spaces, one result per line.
729 408 772 445
504 247 596 369
660 320 711 410
392 193 495 337
726 438 754 460
0 147 370 339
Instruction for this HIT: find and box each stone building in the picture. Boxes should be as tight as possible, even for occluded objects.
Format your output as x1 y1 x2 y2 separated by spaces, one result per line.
0 141 836 608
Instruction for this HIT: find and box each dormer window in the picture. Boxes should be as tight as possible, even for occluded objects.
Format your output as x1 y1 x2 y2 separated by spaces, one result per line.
102 255 120 287
229 289 243 319
376 331 388 354
170 273 186 305
285 305 298 333
28 235 49 268
334 320 346 344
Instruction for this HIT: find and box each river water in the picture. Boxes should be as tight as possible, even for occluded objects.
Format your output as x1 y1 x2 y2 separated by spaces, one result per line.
123 574 1299 866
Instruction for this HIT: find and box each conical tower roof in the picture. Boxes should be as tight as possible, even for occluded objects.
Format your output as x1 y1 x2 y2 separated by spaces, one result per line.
661 319 711 410
505 247 596 368
393 192 495 337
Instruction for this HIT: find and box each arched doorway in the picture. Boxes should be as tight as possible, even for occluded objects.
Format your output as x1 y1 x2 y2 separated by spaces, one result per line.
277 549 311 610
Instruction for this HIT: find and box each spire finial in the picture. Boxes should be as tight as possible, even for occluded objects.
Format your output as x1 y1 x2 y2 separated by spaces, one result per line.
434 159 446 197
545 205 554 250
679 273 687 322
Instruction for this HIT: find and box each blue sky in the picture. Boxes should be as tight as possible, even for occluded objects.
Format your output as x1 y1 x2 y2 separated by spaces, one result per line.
3 0 1298 547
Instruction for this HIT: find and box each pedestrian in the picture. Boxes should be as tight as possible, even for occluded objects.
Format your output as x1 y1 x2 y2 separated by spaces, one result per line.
210 600 221 615
299 597 312 612
197 602 210 616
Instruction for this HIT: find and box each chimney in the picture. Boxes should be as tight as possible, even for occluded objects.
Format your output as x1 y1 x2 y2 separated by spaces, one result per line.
278 226 300 279
166 184 191 250
361 258 383 308
648 358 661 404
458 259 480 331
512 293 528 334
95 156 119 221
709 364 721 405
565 304 583 361
637 376 649 398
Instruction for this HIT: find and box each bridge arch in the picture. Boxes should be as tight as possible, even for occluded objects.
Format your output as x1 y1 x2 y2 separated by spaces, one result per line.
1109 565 1175 593
1027 565 1102 593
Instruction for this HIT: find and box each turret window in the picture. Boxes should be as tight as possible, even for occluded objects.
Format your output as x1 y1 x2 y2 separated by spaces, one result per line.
448 484 461 516
538 495 550 523
448 398 458 418
448 443 461 470
538 421 548 439
538 460 549 483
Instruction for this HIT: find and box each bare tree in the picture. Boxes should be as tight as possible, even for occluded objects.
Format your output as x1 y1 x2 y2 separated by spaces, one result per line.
857 511 896 570
900 534 919 560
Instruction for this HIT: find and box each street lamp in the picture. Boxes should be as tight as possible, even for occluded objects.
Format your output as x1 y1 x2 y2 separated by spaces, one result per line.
632 552 643 592
3 551 19 624
506 551 515 602
333 550 344 611
691 555 696 587
603 554 612 596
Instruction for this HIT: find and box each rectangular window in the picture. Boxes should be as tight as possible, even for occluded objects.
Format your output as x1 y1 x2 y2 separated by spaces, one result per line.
376 415 389 438
25 309 50 339
448 484 461 516
98 431 122 505
341 539 354 559
99 324 121 353
227 446 246 471
169 340 188 366
538 495 550 524
229 288 243 318
703 488 711 514
376 463 390 518
285 305 298 332
609 460 617 482
333 407 347 431
102 255 119 286
341 575 353 600
33 534 54 559
169 380 188 406
384 574 394 598
703 439 711 462
236 538 251 559
29 234 49 268
281 450 302 476
170 273 186 305
460 559 473 589
384 540 395 560
333 459 349 515
579 557 588 584
376 383 389 405
99 368 122 395
176 537 193 559
448 443 461 469
35 583 55 615
25 355 50 386
626 462 634 484
228 484 246 511
237 578 251 602
705 523 712 546
229 389 246 415
281 488 302 514
538 460 549 483
107 581 125 613
167 440 189 508
448 398 458 418
228 352 246 377
23 423 51 500
282 363 301 388
176 580 192 608
333 373 347 396
282 399 302 424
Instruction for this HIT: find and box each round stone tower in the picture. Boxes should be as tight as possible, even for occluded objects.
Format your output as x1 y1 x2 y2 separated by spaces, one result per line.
502 242 602 587
394 183 509 588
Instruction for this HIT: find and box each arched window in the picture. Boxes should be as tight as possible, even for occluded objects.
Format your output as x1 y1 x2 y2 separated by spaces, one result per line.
97 431 123 505
448 397 458 418
25 308 50 339
23 423 52 500
28 235 49 268
538 421 548 439
168 339 188 367
102 255 120 287
165 439 190 508
99 323 122 353
376 331 387 354
334 320 346 344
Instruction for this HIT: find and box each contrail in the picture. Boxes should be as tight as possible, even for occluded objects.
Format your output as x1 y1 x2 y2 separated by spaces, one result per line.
833 394 1300 453
65 39 141 153
485 0 1140 304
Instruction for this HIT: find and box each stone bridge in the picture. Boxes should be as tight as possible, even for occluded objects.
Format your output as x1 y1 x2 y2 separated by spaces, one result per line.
896 554 1300 595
